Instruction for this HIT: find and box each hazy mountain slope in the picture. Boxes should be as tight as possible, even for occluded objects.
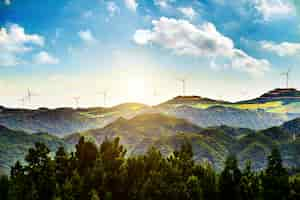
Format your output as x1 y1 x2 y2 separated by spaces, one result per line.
0 103 148 137
0 125 67 174
1 112 300 174
65 113 300 170
281 118 300 136
240 88 300 104
66 113 203 147
158 105 289 130
1 89 300 137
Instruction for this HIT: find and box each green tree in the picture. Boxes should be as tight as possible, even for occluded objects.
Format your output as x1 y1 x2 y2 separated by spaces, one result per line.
25 142 56 200
0 175 9 200
289 175 300 199
240 160 260 200
193 162 217 200
262 147 289 200
187 175 202 200
75 137 98 175
99 137 126 200
55 146 71 186
90 189 100 200
219 154 242 200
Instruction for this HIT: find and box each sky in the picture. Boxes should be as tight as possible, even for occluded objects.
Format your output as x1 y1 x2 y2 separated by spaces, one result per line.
0 0 300 108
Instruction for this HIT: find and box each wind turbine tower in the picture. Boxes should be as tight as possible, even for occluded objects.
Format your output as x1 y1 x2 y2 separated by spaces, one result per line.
26 89 39 103
98 91 108 107
19 97 26 107
281 68 292 88
25 89 39 108
27 89 32 103
73 97 80 108
177 78 187 96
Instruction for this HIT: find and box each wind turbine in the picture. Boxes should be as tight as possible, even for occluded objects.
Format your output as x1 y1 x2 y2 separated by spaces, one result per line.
18 97 26 107
26 89 39 103
25 88 39 108
177 78 187 96
98 91 108 107
73 97 80 108
281 68 292 88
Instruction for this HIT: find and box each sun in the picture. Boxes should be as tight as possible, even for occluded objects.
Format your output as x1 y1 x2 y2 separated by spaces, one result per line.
126 78 149 103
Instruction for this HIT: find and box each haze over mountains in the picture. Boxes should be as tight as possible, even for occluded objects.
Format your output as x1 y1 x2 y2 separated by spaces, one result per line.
1 88 300 174
1 88 300 136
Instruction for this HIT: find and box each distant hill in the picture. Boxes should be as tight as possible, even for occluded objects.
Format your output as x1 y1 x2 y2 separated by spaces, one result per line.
156 104 290 130
65 113 203 154
0 103 148 137
1 89 300 137
281 118 300 136
1 112 300 174
0 125 67 174
65 113 300 170
240 88 300 104
160 96 230 106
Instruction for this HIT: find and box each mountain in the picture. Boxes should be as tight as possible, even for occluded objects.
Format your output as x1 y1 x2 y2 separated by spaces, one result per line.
237 88 300 114
281 118 300 136
1 110 299 174
1 88 300 137
152 90 300 130
155 103 291 130
0 125 67 174
66 113 203 154
160 96 229 105
65 113 300 170
242 88 300 103
0 103 148 137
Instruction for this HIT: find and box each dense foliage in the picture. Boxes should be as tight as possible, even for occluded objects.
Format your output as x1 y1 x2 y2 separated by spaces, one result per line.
0 137 299 200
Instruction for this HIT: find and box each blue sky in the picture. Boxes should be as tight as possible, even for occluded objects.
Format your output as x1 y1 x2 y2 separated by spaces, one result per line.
0 0 300 108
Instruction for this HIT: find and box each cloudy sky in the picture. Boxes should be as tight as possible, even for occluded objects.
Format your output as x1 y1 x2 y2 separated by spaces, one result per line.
0 0 300 108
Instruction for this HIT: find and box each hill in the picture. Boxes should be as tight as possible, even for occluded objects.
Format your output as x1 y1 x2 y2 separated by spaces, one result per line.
242 88 300 103
1 112 299 173
160 96 229 105
0 125 67 174
1 89 300 137
66 113 203 154
65 113 300 170
0 103 148 137
155 104 290 130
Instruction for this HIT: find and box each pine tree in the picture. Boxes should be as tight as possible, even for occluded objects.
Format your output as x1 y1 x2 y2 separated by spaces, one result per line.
240 160 260 200
262 147 289 200
0 175 9 200
219 154 242 200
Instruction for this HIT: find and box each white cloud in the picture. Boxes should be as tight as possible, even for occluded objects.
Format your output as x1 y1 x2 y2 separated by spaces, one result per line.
134 17 270 75
4 0 11 5
178 7 197 20
78 29 96 43
231 49 270 75
33 51 59 65
107 1 120 17
260 41 300 56
133 30 152 45
254 0 295 21
134 17 234 57
154 0 173 8
0 24 44 67
124 0 138 11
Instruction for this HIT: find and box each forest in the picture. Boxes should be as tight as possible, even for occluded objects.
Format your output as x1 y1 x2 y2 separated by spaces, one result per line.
0 137 300 200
